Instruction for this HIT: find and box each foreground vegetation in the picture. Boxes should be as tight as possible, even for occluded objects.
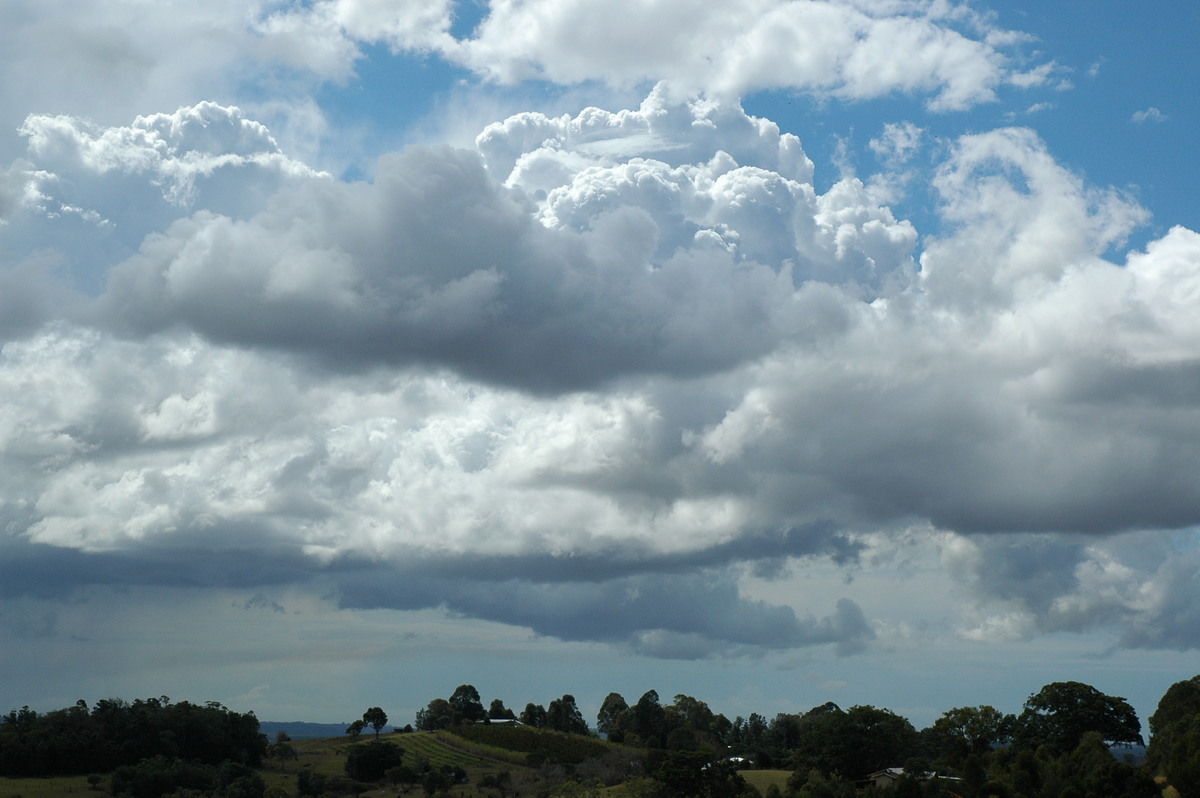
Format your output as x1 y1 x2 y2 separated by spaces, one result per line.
4 674 1200 797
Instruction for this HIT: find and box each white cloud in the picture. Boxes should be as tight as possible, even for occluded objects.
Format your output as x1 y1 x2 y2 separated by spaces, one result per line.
868 121 924 166
0 160 46 222
921 127 1148 308
1130 106 1167 124
20 102 326 209
256 0 456 73
453 0 1039 109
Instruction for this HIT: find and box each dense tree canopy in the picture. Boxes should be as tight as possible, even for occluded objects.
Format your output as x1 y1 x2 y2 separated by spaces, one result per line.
520 702 548 729
653 750 755 798
926 705 1014 771
449 685 486 725
0 697 265 777
1148 674 1200 798
343 739 404 781
1013 681 1143 754
488 698 517 720
789 704 918 779
546 694 589 735
414 698 454 731
597 692 628 738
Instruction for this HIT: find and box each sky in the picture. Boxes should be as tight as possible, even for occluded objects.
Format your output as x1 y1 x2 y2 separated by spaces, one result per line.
2 0 1199 735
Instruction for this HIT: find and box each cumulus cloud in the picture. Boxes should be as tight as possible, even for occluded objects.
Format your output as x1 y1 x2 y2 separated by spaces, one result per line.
1131 106 1167 124
1 0 1042 123
452 0 1041 109
17 102 325 234
87 89 915 390
258 0 456 61
6 84 1200 658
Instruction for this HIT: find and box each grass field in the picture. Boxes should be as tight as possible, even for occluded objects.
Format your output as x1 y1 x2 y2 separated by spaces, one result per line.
288 730 541 796
0 731 529 798
738 769 791 796
1 745 784 798
0 775 93 798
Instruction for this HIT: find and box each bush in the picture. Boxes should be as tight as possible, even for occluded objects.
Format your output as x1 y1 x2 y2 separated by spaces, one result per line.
110 756 215 798
296 768 326 797
344 739 404 781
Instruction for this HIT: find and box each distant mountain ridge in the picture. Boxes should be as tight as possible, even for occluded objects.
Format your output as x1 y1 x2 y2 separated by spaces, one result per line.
258 720 394 739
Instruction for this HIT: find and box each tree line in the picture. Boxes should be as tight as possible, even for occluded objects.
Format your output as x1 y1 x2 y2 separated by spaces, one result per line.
0 697 265 778
406 676 1200 797
4 675 1200 797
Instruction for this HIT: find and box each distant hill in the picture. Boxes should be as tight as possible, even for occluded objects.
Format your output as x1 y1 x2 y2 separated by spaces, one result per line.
258 721 393 739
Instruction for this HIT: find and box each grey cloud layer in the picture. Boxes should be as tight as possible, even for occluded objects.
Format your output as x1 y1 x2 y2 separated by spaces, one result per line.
5 83 1200 655
91 92 909 391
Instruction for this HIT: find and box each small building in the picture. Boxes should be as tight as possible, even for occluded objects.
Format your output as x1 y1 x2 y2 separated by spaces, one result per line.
862 768 961 791
864 768 907 789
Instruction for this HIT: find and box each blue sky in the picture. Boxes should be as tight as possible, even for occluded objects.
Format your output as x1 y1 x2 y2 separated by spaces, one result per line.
2 0 1199 734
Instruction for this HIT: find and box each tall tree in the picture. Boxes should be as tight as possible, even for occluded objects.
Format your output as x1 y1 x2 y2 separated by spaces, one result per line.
1148 674 1200 796
925 705 1013 770
362 707 388 739
520 703 547 729
449 685 486 724
597 693 628 739
633 691 667 748
667 695 716 735
547 695 588 735
790 705 918 779
415 699 453 731
488 698 516 721
266 731 297 772
1013 681 1142 754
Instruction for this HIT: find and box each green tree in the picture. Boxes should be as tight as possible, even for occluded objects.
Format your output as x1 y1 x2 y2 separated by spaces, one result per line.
1147 675 1200 797
488 698 516 720
296 767 326 797
265 731 297 772
520 703 547 729
421 767 451 796
547 694 588 735
110 756 216 798
597 693 628 739
632 691 667 748
790 705 918 780
415 699 453 731
1151 674 1200 736
344 739 404 781
449 685 486 724
1039 732 1158 798
1157 715 1200 798
345 719 366 739
925 705 1013 771
1013 681 1143 754
362 707 388 738
666 694 719 748
386 763 420 791
214 761 266 798
786 769 856 798
654 750 754 798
